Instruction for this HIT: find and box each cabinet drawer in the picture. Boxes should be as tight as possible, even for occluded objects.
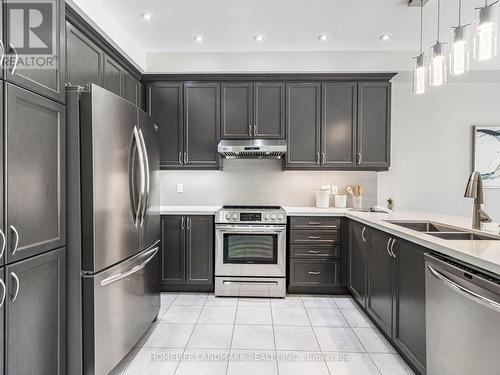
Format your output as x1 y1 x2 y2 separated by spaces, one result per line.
289 260 339 286
290 217 341 230
290 245 339 258
290 230 339 244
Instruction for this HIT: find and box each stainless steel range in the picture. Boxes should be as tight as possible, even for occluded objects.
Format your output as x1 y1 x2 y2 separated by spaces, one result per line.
215 205 287 297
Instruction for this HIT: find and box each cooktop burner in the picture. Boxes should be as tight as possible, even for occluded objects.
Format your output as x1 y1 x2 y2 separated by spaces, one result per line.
222 205 281 210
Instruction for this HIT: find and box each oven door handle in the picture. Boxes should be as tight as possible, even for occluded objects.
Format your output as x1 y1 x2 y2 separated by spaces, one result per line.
216 225 286 233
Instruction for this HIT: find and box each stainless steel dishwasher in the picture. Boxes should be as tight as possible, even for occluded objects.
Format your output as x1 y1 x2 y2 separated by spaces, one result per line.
425 253 500 375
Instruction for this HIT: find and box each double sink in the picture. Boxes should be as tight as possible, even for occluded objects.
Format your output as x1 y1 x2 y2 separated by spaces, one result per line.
385 221 500 241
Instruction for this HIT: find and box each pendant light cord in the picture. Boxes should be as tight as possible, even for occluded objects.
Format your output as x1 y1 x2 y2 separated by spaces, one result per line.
458 0 462 25
420 0 424 53
437 0 440 42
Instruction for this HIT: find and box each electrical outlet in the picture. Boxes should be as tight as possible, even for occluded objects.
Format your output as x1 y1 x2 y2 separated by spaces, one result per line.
177 184 184 194
331 185 338 195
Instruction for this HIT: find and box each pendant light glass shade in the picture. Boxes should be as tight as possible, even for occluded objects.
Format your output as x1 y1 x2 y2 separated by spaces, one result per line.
473 3 498 61
413 53 427 95
450 25 470 75
429 42 447 86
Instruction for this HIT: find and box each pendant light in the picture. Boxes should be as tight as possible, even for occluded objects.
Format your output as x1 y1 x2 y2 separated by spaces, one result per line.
429 0 447 86
413 0 427 95
473 1 498 61
450 0 470 75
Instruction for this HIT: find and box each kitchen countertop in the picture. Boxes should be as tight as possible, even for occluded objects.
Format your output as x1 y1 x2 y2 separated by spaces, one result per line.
156 205 221 215
157 205 500 275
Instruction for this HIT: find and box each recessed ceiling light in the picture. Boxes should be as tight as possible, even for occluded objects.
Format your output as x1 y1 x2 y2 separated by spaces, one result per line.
318 34 329 41
379 34 392 41
253 34 265 42
140 12 154 21
193 35 205 43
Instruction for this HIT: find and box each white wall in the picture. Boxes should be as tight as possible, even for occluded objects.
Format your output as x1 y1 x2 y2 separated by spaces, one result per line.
161 160 378 208
378 81 500 221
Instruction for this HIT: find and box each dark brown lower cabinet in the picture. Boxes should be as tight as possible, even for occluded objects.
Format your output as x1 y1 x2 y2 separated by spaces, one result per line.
348 220 426 375
288 217 344 294
367 229 394 337
161 215 214 291
5 248 66 375
0 268 4 374
348 221 369 307
392 239 426 375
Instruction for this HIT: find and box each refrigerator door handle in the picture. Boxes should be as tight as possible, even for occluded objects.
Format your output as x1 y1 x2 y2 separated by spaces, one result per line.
132 126 146 229
138 128 150 227
100 247 159 287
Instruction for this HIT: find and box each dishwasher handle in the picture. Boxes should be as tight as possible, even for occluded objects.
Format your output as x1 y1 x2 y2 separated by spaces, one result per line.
427 265 500 312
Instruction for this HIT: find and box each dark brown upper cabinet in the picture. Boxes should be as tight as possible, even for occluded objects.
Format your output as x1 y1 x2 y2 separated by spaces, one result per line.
65 22 104 88
145 74 392 171
103 54 123 96
123 70 140 106
322 83 357 168
221 83 253 139
357 82 391 169
254 82 285 138
5 84 66 264
285 83 321 168
5 0 66 103
183 83 221 169
148 82 184 168
221 82 285 139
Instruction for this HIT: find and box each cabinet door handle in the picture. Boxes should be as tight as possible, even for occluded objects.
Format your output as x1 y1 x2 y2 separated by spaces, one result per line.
308 221 322 225
0 279 5 308
184 152 187 164
361 227 367 242
187 217 191 231
308 271 321 275
321 152 325 165
316 153 320 165
0 40 5 67
357 152 362 165
386 238 392 257
308 236 321 240
10 272 19 302
10 225 19 256
390 239 397 258
9 44 19 75
179 152 182 165
0 230 5 260
253 125 256 137
248 125 252 136
181 217 185 231
308 250 321 254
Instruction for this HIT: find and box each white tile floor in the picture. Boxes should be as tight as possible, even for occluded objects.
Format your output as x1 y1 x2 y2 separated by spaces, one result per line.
112 293 415 375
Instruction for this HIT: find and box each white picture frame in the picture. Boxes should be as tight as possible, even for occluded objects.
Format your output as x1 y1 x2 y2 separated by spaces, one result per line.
473 125 500 189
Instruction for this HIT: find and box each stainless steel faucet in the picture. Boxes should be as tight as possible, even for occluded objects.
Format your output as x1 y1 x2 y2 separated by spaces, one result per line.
464 171 492 230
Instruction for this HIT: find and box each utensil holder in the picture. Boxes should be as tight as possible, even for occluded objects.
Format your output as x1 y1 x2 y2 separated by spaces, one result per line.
352 196 363 209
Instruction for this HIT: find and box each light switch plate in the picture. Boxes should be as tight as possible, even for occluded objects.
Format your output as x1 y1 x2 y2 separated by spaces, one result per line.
177 184 184 194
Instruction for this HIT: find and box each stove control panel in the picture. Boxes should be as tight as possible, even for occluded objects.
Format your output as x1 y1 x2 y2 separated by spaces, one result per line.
240 212 262 221
216 208 286 224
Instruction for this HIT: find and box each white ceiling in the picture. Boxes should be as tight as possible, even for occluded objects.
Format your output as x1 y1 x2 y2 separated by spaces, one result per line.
101 0 481 53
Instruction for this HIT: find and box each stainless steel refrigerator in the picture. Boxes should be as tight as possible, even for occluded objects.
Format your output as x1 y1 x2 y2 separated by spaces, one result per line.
66 84 160 375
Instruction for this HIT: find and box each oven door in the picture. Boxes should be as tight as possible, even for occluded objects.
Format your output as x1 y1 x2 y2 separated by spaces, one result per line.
215 224 286 277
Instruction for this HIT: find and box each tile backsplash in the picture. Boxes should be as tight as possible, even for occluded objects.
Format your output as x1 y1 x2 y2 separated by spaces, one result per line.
160 159 378 208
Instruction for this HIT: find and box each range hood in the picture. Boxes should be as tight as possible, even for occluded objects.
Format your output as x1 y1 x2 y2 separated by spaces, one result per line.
217 139 287 159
